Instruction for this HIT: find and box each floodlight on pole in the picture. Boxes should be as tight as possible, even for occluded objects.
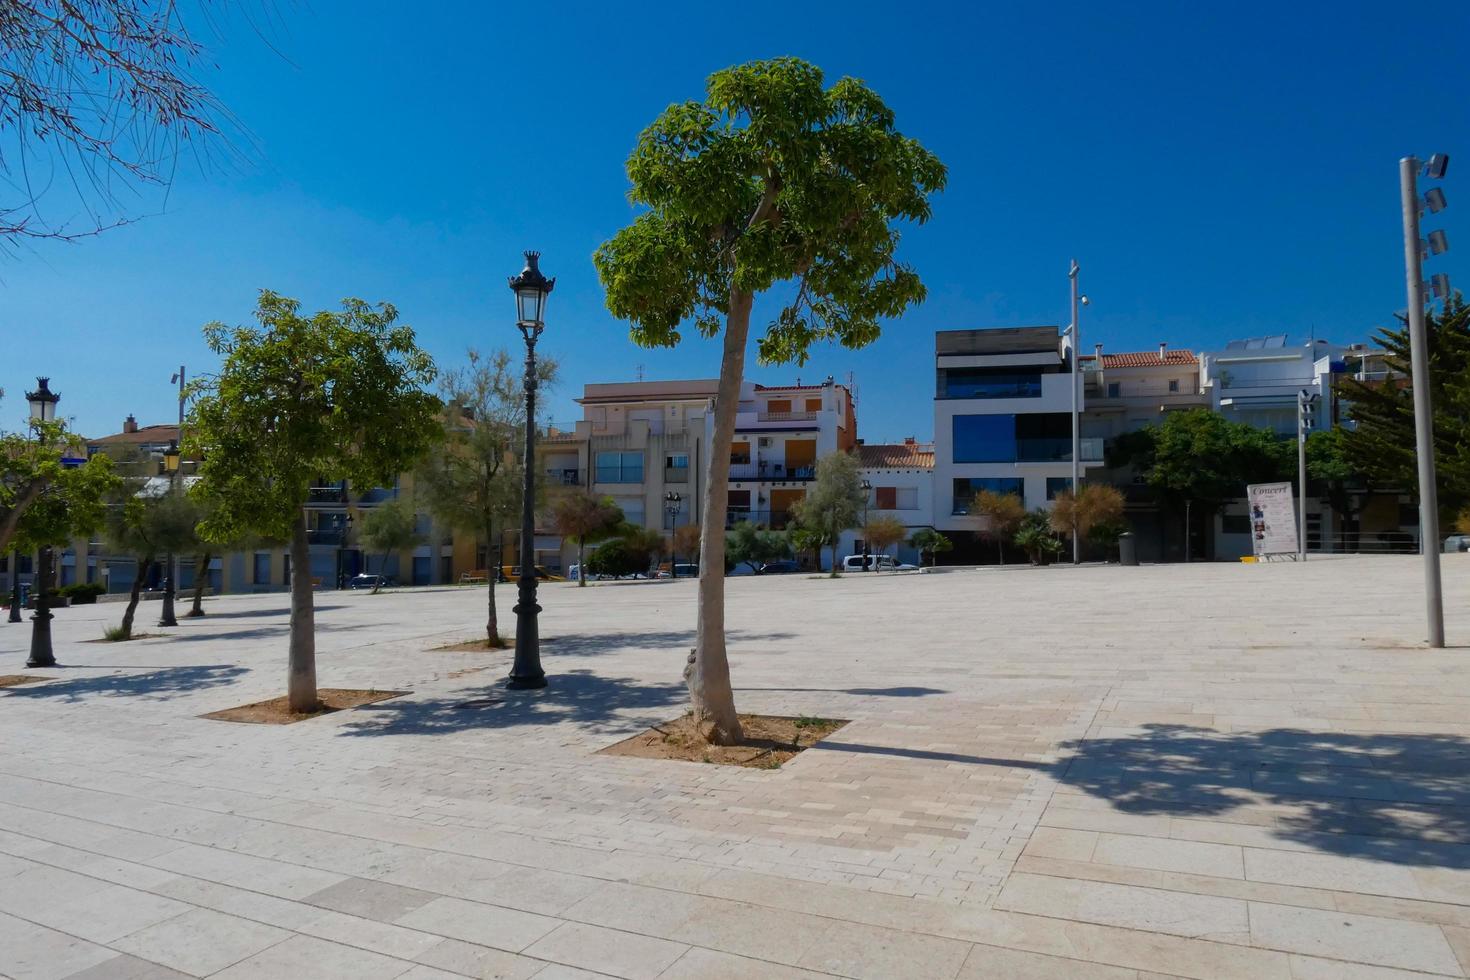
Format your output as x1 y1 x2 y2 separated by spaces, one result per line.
1424 187 1447 214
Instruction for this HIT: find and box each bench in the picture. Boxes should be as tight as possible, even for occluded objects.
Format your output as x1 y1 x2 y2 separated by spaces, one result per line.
459 570 489 585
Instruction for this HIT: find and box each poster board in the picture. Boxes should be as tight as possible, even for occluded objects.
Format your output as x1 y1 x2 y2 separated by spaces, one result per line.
1247 482 1298 559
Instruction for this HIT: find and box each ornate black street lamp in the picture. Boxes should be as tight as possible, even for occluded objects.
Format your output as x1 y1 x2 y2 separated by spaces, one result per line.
664 491 682 577
507 251 554 690
860 478 873 573
26 378 60 667
158 440 181 627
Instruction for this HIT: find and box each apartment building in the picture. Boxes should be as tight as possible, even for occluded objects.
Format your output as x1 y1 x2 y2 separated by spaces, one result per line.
539 377 857 570
1200 335 1344 435
932 326 1103 556
1080 344 1207 440
839 439 935 567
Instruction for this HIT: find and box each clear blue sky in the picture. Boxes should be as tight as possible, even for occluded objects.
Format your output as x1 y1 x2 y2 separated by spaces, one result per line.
5 0 1466 443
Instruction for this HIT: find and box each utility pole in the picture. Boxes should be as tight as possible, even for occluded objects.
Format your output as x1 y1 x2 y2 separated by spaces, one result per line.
1399 154 1449 647
1297 389 1318 561
1068 259 1082 564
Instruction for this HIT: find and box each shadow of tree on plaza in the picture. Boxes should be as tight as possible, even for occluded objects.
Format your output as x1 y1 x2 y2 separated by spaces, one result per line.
1054 724 1470 867
336 669 686 738
183 604 346 620
0 664 249 703
539 629 795 658
164 622 378 643
735 686 948 697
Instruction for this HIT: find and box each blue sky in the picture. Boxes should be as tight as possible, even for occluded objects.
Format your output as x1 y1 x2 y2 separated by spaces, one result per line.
4 0 1466 443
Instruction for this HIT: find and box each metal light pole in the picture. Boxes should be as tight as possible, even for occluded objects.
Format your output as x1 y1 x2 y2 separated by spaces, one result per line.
1400 154 1450 648
508 251 554 690
860 479 872 571
25 378 60 667
1296 390 1318 562
158 441 181 626
1067 260 1084 564
664 491 682 577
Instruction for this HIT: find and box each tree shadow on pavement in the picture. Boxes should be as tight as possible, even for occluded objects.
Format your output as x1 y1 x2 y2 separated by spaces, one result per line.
540 629 795 658
0 664 248 703
735 686 947 697
1055 723 1470 867
185 605 346 620
337 669 686 738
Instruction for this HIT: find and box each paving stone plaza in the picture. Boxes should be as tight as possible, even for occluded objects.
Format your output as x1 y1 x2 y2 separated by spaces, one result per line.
2 555 1469 979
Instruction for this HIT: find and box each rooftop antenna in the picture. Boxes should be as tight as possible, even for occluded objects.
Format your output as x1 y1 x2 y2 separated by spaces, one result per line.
635 363 645 381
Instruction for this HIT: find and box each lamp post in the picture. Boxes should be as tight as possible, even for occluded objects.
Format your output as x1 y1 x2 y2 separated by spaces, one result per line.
7 548 19 624
25 378 60 668
860 479 872 571
336 512 355 589
1399 153 1451 647
157 440 181 627
1296 389 1319 562
507 251 555 690
664 491 682 577
1065 260 1090 564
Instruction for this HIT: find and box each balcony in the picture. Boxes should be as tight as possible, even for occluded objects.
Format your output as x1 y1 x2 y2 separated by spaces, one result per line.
757 410 817 422
727 462 816 482
306 528 345 546
306 485 347 506
546 468 581 486
664 466 689 483
725 509 793 530
1014 437 1105 463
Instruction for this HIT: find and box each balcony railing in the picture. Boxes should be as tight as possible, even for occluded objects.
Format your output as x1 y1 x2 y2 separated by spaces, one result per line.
725 509 793 530
306 486 347 506
757 410 817 422
664 466 689 483
307 528 345 546
728 462 816 481
546 468 581 486
1015 437 1105 462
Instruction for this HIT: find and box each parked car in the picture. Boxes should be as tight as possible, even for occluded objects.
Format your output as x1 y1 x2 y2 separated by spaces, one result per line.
757 560 799 575
656 562 700 578
839 555 915 573
348 573 394 590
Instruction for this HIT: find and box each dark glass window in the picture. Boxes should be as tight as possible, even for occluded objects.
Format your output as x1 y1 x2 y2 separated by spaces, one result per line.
951 478 1023 514
941 368 1042 399
595 451 644 484
1015 413 1075 462
1221 515 1251 534
952 415 1016 462
1046 477 1071 500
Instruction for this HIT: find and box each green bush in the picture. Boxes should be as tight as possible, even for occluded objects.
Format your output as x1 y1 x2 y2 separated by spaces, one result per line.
585 539 649 578
60 582 106 599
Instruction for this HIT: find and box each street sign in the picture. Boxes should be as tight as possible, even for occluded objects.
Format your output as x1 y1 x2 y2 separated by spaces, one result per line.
1247 482 1299 560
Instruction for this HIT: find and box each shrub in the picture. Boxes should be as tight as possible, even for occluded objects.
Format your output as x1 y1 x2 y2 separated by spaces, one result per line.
60 582 106 599
585 539 649 578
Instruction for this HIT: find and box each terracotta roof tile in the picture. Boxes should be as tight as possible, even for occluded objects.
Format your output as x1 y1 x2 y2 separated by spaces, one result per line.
1081 350 1197 368
88 424 180 445
858 443 935 469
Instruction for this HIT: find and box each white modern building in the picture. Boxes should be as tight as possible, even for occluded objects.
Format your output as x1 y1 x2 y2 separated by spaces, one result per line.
839 439 935 567
932 326 1103 557
1200 335 1346 435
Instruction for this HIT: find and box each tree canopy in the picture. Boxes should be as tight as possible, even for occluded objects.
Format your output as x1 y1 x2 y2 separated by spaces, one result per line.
356 498 422 593
1109 409 1290 514
726 521 791 573
908 527 952 568
792 450 865 576
551 491 625 586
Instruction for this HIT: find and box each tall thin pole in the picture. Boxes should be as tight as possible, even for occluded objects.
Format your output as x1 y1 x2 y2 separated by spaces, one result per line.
509 324 546 688
7 548 20 623
1297 391 1308 562
1400 156 1445 648
1069 259 1081 564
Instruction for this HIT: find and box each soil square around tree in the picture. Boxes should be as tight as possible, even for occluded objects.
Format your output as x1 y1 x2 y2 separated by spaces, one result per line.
201 688 409 725
599 713 848 769
0 675 49 688
435 637 509 652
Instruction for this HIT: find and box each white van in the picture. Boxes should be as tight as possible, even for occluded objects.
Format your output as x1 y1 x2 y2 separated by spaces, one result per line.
841 554 902 573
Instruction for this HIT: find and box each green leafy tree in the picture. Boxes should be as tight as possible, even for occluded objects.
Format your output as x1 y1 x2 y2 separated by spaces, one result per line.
908 527 952 568
620 525 667 576
1303 426 1370 550
787 519 827 572
792 451 867 578
102 490 196 639
356 498 423 594
1 406 99 554
551 492 625 586
585 539 647 579
186 291 440 712
1109 409 1290 559
594 58 944 744
862 515 907 571
1014 509 1064 565
726 521 792 573
1341 298 1470 519
416 347 557 642
1049 483 1125 556
972 489 1025 565
671 524 702 569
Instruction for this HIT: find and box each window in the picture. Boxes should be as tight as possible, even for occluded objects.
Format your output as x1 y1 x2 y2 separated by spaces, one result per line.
766 399 792 413
666 453 688 469
252 552 271 585
414 513 432 535
805 398 822 412
595 451 644 484
1108 382 1121 398
951 478 1022 514
1046 477 1071 500
1221 515 1250 534
1168 378 1180 393
952 415 1016 463
875 486 897 509
940 367 1042 399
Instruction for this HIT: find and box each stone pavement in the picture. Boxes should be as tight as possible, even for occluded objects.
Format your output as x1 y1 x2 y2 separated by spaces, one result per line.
1 555 1469 979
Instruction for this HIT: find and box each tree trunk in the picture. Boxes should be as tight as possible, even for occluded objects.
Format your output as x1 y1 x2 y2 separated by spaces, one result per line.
485 521 503 646
688 286 751 746
577 536 586 587
372 551 387 594
187 551 211 617
829 536 839 578
287 510 318 712
997 536 1004 565
0 479 46 557
119 556 154 640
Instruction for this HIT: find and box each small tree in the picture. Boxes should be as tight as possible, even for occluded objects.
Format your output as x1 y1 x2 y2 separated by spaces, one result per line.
595 58 944 744
862 515 907 571
356 498 423 594
908 527 952 568
672 524 702 568
787 519 828 572
1014 509 1064 565
188 291 440 712
793 451 866 577
418 348 557 645
1049 484 1125 559
973 490 1025 564
585 539 646 579
552 492 625 585
102 491 195 639
726 521 792 574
